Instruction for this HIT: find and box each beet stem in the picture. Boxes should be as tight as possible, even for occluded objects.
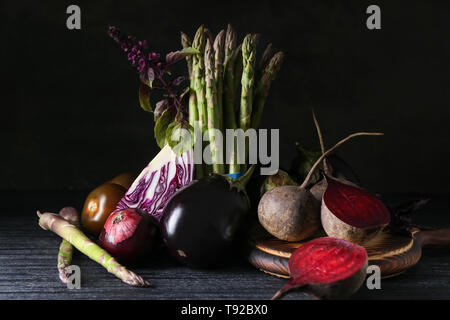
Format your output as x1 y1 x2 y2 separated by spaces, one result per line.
299 132 384 189
271 289 283 300
311 110 331 176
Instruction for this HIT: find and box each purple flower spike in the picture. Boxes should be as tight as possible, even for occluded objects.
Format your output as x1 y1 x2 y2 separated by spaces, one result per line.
108 26 165 80
108 26 190 116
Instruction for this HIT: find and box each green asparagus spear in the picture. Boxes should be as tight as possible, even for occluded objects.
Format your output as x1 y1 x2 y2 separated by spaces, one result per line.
57 207 79 284
214 29 225 133
240 34 256 132
38 211 151 287
252 33 261 48
223 46 241 173
259 43 273 76
223 25 241 174
205 38 224 173
182 31 197 126
233 47 243 95
183 30 203 178
181 31 193 76
251 51 284 129
224 24 237 69
204 28 214 47
192 26 212 175
192 26 207 133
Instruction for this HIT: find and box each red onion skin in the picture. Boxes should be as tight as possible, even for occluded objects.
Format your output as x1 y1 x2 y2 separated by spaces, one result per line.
99 208 159 264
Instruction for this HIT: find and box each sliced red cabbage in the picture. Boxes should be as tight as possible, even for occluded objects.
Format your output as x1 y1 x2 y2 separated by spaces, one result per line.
116 145 194 221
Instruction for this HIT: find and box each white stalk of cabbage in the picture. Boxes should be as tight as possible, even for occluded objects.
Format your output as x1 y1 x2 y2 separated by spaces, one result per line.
116 145 194 221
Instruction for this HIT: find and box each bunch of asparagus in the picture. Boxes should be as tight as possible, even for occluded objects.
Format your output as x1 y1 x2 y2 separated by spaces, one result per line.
181 25 284 178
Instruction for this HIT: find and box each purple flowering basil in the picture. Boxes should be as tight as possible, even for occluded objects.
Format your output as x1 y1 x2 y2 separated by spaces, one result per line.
108 26 192 116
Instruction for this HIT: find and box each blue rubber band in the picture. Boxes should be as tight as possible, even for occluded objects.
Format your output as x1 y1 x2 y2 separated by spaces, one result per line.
226 172 244 180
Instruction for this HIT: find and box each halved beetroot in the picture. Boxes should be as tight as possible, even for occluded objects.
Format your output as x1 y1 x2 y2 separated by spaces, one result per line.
321 175 390 244
272 237 368 300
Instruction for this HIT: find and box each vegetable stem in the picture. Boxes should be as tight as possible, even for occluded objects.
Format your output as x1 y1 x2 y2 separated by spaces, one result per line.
300 132 384 189
311 110 331 175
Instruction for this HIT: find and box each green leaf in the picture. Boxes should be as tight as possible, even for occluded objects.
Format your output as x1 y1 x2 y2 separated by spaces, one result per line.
291 142 323 184
154 109 173 149
154 99 170 122
166 47 200 65
139 84 152 112
166 119 195 156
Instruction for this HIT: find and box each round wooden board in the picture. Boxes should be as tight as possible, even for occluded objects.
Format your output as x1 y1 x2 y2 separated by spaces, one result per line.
246 225 423 279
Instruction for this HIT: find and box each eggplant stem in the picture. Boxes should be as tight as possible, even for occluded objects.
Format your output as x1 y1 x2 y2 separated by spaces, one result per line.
299 132 384 189
236 165 255 188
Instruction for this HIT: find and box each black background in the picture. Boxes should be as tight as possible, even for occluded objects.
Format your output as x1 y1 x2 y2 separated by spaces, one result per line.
2 0 449 194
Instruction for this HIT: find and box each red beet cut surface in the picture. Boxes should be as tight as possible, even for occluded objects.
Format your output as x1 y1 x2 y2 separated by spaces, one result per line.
323 176 390 229
289 237 367 286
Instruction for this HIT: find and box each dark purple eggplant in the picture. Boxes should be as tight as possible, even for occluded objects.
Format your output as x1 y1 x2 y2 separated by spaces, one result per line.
160 168 253 268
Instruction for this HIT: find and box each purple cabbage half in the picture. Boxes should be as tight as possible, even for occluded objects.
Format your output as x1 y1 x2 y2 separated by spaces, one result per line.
116 145 194 221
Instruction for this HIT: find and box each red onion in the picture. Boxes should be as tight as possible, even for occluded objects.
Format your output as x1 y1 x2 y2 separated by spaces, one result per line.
99 208 159 264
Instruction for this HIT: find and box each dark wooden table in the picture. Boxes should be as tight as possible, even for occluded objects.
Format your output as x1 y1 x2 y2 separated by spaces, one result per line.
1 191 450 300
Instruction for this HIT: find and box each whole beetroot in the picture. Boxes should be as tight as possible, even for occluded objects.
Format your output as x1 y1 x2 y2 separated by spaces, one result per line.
258 132 383 242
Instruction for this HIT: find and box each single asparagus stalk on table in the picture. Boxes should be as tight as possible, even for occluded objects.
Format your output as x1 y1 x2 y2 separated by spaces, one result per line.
37 211 151 287
205 38 224 173
57 207 79 284
251 51 284 129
